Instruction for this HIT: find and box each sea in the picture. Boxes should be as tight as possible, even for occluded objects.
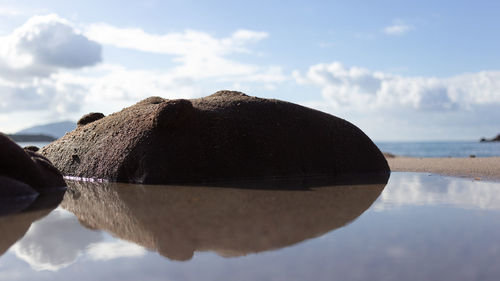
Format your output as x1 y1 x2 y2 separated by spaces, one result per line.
375 141 500 158
17 140 500 158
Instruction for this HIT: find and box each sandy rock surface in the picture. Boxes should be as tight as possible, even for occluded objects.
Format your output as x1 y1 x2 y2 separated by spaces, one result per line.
42 91 389 184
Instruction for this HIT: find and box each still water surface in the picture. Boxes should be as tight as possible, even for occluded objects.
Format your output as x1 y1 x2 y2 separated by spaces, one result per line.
1 173 500 280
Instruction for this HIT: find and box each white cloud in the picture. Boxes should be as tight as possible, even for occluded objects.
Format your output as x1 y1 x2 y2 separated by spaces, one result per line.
295 61 500 112
85 23 284 82
86 240 146 261
85 24 267 56
0 63 206 124
0 14 102 126
294 62 500 140
384 23 413 35
374 174 500 210
0 14 101 80
0 77 86 114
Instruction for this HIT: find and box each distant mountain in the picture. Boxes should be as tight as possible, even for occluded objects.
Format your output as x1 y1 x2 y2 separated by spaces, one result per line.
17 121 76 139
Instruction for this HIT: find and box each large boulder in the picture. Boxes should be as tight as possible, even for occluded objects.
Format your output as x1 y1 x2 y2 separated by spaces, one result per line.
0 133 66 198
41 91 389 184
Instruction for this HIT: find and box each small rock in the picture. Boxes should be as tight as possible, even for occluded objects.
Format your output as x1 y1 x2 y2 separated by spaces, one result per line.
383 152 396 158
24 145 40 152
77 112 105 126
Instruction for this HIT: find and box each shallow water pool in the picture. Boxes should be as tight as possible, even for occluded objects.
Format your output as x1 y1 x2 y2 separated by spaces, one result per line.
1 173 500 281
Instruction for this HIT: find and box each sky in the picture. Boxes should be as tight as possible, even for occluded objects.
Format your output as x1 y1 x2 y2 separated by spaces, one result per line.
0 0 499 141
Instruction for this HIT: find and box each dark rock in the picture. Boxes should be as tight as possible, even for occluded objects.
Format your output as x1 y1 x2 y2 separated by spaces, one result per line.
0 133 66 194
480 134 500 142
77 112 105 126
24 145 39 152
41 91 390 185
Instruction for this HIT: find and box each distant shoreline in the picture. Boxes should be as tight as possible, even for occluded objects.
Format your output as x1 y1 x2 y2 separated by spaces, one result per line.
7 134 56 142
387 155 500 181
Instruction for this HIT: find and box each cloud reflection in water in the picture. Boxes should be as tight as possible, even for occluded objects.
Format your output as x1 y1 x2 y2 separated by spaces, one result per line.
12 209 102 271
375 172 500 210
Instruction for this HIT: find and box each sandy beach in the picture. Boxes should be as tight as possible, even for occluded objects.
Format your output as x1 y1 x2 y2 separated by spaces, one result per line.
387 156 500 181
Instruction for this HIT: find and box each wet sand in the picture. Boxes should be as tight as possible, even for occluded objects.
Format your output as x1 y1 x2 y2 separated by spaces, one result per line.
387 156 500 181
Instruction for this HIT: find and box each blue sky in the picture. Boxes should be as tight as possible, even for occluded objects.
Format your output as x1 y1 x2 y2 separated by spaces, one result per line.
0 0 499 140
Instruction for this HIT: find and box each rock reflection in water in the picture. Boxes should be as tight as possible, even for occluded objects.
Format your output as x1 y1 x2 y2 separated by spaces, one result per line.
62 180 385 261
0 192 65 258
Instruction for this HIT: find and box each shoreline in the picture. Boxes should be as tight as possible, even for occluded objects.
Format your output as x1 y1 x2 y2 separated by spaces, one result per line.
386 156 500 181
